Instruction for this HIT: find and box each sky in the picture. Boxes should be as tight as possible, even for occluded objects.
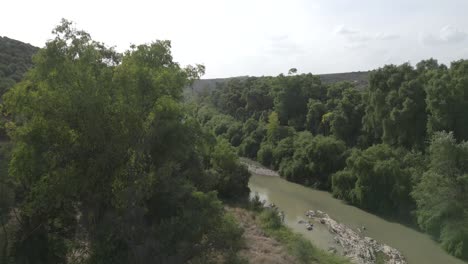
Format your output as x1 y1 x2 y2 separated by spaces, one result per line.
2 0 468 78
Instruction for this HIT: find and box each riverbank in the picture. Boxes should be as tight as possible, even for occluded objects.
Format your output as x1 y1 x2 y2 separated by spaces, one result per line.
240 158 279 177
228 206 351 264
248 172 467 264
303 210 406 264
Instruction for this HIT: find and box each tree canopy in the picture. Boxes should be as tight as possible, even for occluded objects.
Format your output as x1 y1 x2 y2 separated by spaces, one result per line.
1 20 249 263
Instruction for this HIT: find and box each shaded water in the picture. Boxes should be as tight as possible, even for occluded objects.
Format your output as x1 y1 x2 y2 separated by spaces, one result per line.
249 173 465 264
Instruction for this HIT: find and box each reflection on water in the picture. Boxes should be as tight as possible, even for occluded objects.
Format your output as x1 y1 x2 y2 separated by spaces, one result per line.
249 173 466 264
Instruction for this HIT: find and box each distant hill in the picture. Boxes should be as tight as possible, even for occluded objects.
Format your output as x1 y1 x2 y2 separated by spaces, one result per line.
190 71 370 94
0 36 39 95
0 36 370 96
318 71 369 89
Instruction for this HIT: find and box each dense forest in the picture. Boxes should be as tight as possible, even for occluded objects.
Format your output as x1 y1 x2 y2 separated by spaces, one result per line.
0 36 38 141
1 19 468 263
0 36 38 96
0 20 254 263
193 60 468 260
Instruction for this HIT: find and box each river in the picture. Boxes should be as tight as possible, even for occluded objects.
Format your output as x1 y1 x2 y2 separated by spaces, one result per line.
247 161 466 264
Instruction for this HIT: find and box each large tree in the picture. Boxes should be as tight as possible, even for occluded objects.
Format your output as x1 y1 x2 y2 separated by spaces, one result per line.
412 132 468 259
363 64 427 149
425 60 468 141
3 20 245 263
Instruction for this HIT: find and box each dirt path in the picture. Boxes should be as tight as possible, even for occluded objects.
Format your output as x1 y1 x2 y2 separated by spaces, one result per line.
227 207 298 264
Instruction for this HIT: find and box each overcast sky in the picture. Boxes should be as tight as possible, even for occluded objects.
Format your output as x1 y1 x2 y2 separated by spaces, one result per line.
2 0 468 78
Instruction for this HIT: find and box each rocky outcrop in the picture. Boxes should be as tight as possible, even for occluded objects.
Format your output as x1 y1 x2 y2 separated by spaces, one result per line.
303 210 407 264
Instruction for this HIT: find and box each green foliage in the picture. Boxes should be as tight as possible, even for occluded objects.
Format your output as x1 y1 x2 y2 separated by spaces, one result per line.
329 87 365 146
0 37 38 95
257 142 274 167
259 209 283 230
211 77 273 120
331 170 357 202
412 132 468 259
210 139 251 200
0 142 14 262
279 132 314 185
239 121 266 159
306 135 347 189
247 193 265 211
267 111 280 142
425 60 468 141
305 99 326 134
256 207 351 264
2 20 247 263
193 58 468 261
363 64 427 149
278 133 347 189
272 136 295 170
334 145 416 218
226 122 244 147
273 74 325 130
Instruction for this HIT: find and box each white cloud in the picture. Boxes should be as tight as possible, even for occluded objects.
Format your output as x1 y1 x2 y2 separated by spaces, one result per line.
267 35 306 56
420 26 468 46
334 25 399 44
375 33 400 40
440 26 467 42
334 25 359 35
344 43 367 49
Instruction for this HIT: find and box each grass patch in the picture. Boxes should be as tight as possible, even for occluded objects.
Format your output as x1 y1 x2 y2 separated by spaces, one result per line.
256 208 351 264
375 251 389 264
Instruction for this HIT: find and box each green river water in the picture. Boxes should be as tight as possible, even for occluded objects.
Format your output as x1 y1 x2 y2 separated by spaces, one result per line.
248 172 466 264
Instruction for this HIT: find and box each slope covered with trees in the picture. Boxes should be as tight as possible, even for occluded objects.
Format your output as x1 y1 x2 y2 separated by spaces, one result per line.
0 36 38 95
193 61 468 260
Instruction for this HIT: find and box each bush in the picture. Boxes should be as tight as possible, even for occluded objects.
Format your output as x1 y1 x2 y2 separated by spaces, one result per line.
226 122 243 147
412 132 468 259
331 170 356 202
211 139 251 200
259 209 282 230
335 144 414 218
248 192 265 211
272 136 295 169
239 136 260 158
306 135 347 189
257 143 274 167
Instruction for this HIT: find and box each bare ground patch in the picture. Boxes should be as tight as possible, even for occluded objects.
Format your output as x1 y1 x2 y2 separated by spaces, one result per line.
227 207 298 264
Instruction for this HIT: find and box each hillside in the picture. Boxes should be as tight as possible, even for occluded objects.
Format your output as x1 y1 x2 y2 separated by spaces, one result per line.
318 71 369 89
0 36 370 96
0 36 39 94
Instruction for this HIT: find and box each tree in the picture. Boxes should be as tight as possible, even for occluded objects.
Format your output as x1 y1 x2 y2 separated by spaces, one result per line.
257 142 274 167
210 139 250 200
412 132 468 259
267 111 280 143
363 64 427 149
288 68 297 75
279 132 314 184
425 60 468 141
334 144 415 218
3 20 245 263
273 74 325 130
330 88 365 146
305 99 326 134
0 37 38 95
306 135 347 189
272 136 295 170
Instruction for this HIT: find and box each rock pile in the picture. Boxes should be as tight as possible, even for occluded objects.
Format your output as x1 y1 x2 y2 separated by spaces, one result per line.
303 210 407 264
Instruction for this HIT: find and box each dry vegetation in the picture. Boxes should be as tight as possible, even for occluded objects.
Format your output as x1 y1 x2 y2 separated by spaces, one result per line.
227 207 298 264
